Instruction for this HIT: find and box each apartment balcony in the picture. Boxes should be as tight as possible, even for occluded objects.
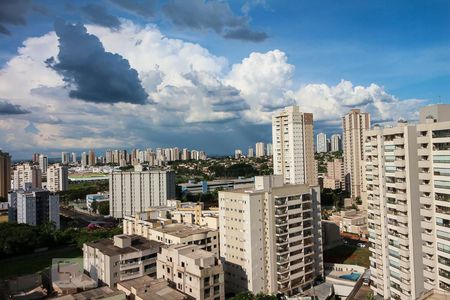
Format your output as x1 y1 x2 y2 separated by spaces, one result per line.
277 265 290 274
420 196 432 205
393 137 405 145
420 208 433 218
421 220 433 230
275 219 288 226
276 245 289 255
395 171 406 178
418 148 430 156
418 160 430 168
420 184 432 193
276 228 288 236
424 269 436 281
423 257 435 268
394 148 406 156
277 255 289 265
275 198 287 207
275 208 288 215
394 160 406 168
277 273 290 283
276 236 289 244
417 136 429 144
419 172 431 180
395 182 407 190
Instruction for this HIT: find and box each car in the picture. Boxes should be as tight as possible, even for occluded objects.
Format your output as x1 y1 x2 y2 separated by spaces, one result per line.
357 242 366 248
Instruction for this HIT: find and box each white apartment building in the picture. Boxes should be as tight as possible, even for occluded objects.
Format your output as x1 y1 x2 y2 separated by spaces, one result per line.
365 104 450 299
316 133 328 153
157 244 225 300
267 143 273 156
235 149 243 159
343 109 371 198
13 163 42 190
256 142 265 157
219 175 323 296
71 152 77 163
323 158 344 190
83 235 161 287
248 147 254 158
123 213 220 257
331 134 342 152
272 106 317 185
109 170 176 218
8 188 60 228
47 164 68 192
61 152 69 164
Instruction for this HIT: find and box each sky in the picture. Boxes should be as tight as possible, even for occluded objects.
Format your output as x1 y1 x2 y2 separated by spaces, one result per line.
0 0 449 159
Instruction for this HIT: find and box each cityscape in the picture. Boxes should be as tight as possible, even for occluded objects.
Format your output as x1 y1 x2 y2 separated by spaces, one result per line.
0 1 449 300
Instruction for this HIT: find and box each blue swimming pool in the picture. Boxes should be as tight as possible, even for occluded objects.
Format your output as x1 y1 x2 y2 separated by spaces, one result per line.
339 272 361 281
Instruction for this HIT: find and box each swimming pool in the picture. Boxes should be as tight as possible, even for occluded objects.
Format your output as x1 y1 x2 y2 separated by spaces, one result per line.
339 272 361 281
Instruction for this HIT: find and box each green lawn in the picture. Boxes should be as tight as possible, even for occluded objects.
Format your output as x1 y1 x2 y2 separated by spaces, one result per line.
0 247 83 279
323 244 370 268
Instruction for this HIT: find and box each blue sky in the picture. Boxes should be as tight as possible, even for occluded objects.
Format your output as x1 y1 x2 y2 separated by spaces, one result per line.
0 0 449 158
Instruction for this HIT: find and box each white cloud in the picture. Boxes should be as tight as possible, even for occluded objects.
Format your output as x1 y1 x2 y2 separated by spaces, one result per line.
0 20 427 157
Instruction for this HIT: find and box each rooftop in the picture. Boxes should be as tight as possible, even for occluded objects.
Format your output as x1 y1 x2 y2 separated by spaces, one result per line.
55 286 125 300
117 276 187 300
152 223 216 238
85 235 161 256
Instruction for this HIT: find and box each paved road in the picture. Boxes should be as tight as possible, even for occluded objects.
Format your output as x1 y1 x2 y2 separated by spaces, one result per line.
352 284 372 300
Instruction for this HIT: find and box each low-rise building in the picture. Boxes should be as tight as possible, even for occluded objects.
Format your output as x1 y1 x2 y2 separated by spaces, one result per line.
123 215 219 257
328 209 368 238
157 244 225 300
54 286 126 300
117 276 187 300
51 262 97 296
83 235 161 287
86 193 109 210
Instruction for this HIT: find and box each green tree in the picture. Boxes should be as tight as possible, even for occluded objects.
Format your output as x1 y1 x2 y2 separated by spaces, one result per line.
91 199 98 213
97 202 110 215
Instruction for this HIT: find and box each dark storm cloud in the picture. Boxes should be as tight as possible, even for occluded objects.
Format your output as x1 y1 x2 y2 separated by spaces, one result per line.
0 0 31 35
0 100 30 114
223 27 268 42
110 0 157 18
48 20 150 105
81 4 121 29
162 0 267 42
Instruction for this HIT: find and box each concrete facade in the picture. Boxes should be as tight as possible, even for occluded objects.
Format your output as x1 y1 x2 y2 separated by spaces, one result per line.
219 175 323 296
157 244 225 300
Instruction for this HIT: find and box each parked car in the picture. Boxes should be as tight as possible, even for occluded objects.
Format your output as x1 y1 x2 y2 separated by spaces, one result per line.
357 242 366 248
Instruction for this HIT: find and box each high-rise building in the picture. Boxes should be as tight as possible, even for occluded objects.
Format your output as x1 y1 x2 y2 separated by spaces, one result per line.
47 164 68 192
88 149 96 166
32 153 40 163
323 158 344 190
13 163 42 190
38 154 48 174
365 104 450 298
109 170 176 218
157 244 225 300
247 147 254 158
181 148 190 160
8 188 60 229
81 152 88 167
0 151 11 199
331 134 342 152
61 152 69 164
255 142 265 157
316 132 327 153
266 143 273 156
272 106 317 185
71 152 77 163
342 109 370 198
234 149 242 159
219 175 323 295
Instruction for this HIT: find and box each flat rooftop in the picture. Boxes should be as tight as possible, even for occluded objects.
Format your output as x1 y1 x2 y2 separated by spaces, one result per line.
86 235 161 256
118 276 187 300
55 286 125 300
152 223 216 238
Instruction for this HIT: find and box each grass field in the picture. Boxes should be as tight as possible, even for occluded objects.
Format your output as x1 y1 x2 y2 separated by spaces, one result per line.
0 247 83 279
323 244 370 268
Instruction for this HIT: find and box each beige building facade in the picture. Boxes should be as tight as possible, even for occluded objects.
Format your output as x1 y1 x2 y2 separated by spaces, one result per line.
342 109 371 198
83 235 161 287
157 244 225 300
219 175 323 296
13 163 42 190
47 164 68 192
272 106 317 185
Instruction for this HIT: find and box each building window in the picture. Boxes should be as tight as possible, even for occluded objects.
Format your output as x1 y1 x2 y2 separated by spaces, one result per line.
178 272 182 279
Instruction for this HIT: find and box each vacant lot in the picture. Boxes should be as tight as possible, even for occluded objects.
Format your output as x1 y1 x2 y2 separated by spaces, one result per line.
323 244 370 268
0 247 82 279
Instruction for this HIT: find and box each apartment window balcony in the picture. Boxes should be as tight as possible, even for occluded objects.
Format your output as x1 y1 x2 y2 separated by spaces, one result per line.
439 268 450 280
433 129 450 138
275 198 287 206
436 193 450 202
439 281 450 292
